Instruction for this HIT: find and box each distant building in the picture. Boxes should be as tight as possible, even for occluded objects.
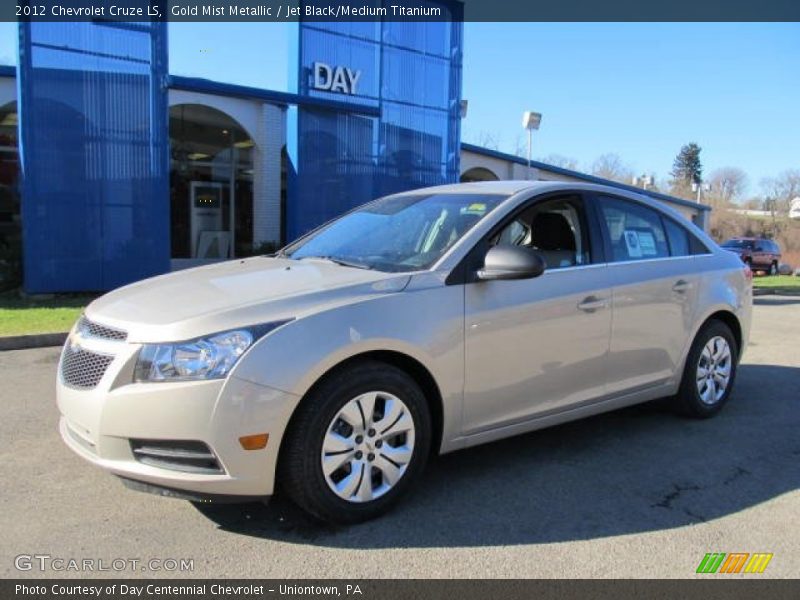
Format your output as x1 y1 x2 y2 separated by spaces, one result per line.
790 197 800 220
731 209 772 217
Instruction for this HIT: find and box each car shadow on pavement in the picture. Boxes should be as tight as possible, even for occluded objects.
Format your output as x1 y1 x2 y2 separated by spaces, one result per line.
193 363 800 548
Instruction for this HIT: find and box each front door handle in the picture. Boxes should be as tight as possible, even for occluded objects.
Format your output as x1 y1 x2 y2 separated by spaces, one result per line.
672 279 692 293
577 296 608 312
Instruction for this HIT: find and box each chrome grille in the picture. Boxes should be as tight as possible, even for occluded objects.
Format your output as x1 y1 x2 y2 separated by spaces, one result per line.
77 316 127 342
60 345 114 389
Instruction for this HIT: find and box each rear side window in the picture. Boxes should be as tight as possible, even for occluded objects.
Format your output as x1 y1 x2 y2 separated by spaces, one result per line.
664 218 691 257
598 196 669 262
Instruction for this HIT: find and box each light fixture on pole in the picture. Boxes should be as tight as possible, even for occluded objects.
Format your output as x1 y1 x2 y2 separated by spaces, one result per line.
691 181 710 203
460 99 468 119
522 111 542 180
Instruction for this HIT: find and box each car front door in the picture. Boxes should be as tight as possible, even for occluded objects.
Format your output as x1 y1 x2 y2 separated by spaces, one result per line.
751 241 768 269
461 192 612 436
593 194 701 395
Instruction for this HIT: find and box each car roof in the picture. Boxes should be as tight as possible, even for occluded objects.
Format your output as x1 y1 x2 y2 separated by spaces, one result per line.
406 180 660 198
400 180 680 216
405 180 559 195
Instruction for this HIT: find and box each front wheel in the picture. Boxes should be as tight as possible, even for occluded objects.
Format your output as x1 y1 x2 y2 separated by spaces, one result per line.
672 320 738 418
279 361 432 524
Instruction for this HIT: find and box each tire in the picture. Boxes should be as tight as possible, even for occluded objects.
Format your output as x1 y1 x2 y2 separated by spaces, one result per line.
769 262 778 276
672 320 738 418
279 360 432 524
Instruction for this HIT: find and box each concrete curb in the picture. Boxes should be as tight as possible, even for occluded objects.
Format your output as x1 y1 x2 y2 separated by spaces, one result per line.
753 288 800 297
0 332 67 351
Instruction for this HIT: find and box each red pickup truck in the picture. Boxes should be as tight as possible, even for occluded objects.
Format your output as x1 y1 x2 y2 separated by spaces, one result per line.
721 237 782 275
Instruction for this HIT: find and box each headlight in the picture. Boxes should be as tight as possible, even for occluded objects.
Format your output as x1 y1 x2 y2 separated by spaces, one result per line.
134 321 290 382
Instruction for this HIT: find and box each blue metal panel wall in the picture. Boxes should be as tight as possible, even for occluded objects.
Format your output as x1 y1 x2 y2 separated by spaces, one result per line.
287 1 463 240
19 21 169 293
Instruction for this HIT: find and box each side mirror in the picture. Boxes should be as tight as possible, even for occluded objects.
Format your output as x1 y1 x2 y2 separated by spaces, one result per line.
477 245 546 281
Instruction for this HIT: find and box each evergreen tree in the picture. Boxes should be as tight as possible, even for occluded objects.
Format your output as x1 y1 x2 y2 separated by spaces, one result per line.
671 143 703 186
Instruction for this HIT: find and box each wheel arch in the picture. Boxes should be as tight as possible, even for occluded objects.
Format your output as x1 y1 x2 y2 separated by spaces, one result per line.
276 350 446 470
696 309 743 361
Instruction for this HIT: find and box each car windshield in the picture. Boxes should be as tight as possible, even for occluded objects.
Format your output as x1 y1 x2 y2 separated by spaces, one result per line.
284 193 507 272
722 239 754 249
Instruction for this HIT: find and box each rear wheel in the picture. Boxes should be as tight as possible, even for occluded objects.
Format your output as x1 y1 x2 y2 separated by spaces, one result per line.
673 320 738 418
279 361 431 523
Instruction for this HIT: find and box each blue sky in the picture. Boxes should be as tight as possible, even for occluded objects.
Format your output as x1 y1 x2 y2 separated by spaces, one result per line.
460 23 800 193
2 22 797 194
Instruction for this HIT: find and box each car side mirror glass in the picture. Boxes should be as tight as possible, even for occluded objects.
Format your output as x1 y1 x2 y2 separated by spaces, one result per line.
477 245 546 281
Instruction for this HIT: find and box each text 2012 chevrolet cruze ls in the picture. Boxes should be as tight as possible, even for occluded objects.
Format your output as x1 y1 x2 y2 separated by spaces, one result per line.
57 181 751 523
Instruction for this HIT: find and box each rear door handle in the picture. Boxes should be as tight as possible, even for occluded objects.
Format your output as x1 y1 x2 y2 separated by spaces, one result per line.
672 279 692 293
577 296 608 312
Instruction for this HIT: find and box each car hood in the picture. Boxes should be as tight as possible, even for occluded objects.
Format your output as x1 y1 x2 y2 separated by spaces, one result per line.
85 257 411 343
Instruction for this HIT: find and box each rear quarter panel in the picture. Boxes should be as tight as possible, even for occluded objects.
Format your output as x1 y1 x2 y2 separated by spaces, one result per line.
686 252 752 364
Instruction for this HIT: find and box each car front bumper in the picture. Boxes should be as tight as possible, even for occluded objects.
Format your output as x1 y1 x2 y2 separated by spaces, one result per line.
56 336 300 499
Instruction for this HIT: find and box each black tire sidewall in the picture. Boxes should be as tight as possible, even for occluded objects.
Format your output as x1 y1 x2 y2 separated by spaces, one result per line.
283 362 432 523
678 321 738 418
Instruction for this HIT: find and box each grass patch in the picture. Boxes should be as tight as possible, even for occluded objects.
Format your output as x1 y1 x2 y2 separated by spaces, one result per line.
752 275 800 295
0 292 95 336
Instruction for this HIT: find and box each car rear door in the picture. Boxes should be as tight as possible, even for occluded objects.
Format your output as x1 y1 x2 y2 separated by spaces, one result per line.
592 194 701 395
460 191 612 435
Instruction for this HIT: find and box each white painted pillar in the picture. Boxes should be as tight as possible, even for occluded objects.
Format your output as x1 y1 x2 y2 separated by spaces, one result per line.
252 102 286 248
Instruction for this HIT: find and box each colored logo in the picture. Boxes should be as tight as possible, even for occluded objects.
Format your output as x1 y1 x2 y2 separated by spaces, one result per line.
696 553 773 574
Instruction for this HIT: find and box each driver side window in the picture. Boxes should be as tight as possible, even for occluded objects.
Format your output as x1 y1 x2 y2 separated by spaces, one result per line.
491 195 590 269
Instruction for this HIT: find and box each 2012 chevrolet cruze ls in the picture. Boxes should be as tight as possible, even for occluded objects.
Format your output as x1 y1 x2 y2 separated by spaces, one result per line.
57 182 752 523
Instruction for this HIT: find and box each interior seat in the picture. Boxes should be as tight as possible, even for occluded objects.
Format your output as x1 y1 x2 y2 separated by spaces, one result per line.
530 212 577 268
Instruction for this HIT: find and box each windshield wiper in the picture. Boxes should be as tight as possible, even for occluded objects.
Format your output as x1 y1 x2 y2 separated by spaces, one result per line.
296 255 374 270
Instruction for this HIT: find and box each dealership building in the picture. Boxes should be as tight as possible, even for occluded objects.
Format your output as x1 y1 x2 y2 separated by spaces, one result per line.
0 11 709 293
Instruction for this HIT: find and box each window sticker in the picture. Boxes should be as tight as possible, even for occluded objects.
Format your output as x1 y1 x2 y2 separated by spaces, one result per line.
637 230 657 256
462 203 487 216
623 230 642 258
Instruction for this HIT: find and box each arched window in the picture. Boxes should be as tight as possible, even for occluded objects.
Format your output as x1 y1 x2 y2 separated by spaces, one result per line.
460 167 499 183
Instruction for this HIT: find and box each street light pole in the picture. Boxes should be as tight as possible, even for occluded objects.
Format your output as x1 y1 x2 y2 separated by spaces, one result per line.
692 181 710 203
527 127 532 180
522 111 542 181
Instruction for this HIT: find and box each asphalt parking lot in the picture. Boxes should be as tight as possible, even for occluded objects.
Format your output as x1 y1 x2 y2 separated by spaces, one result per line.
1 296 798 579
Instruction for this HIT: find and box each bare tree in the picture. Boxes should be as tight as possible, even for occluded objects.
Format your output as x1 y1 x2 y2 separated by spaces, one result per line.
707 167 748 208
741 197 762 210
591 153 634 184
538 154 579 171
512 133 527 159
465 131 500 151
